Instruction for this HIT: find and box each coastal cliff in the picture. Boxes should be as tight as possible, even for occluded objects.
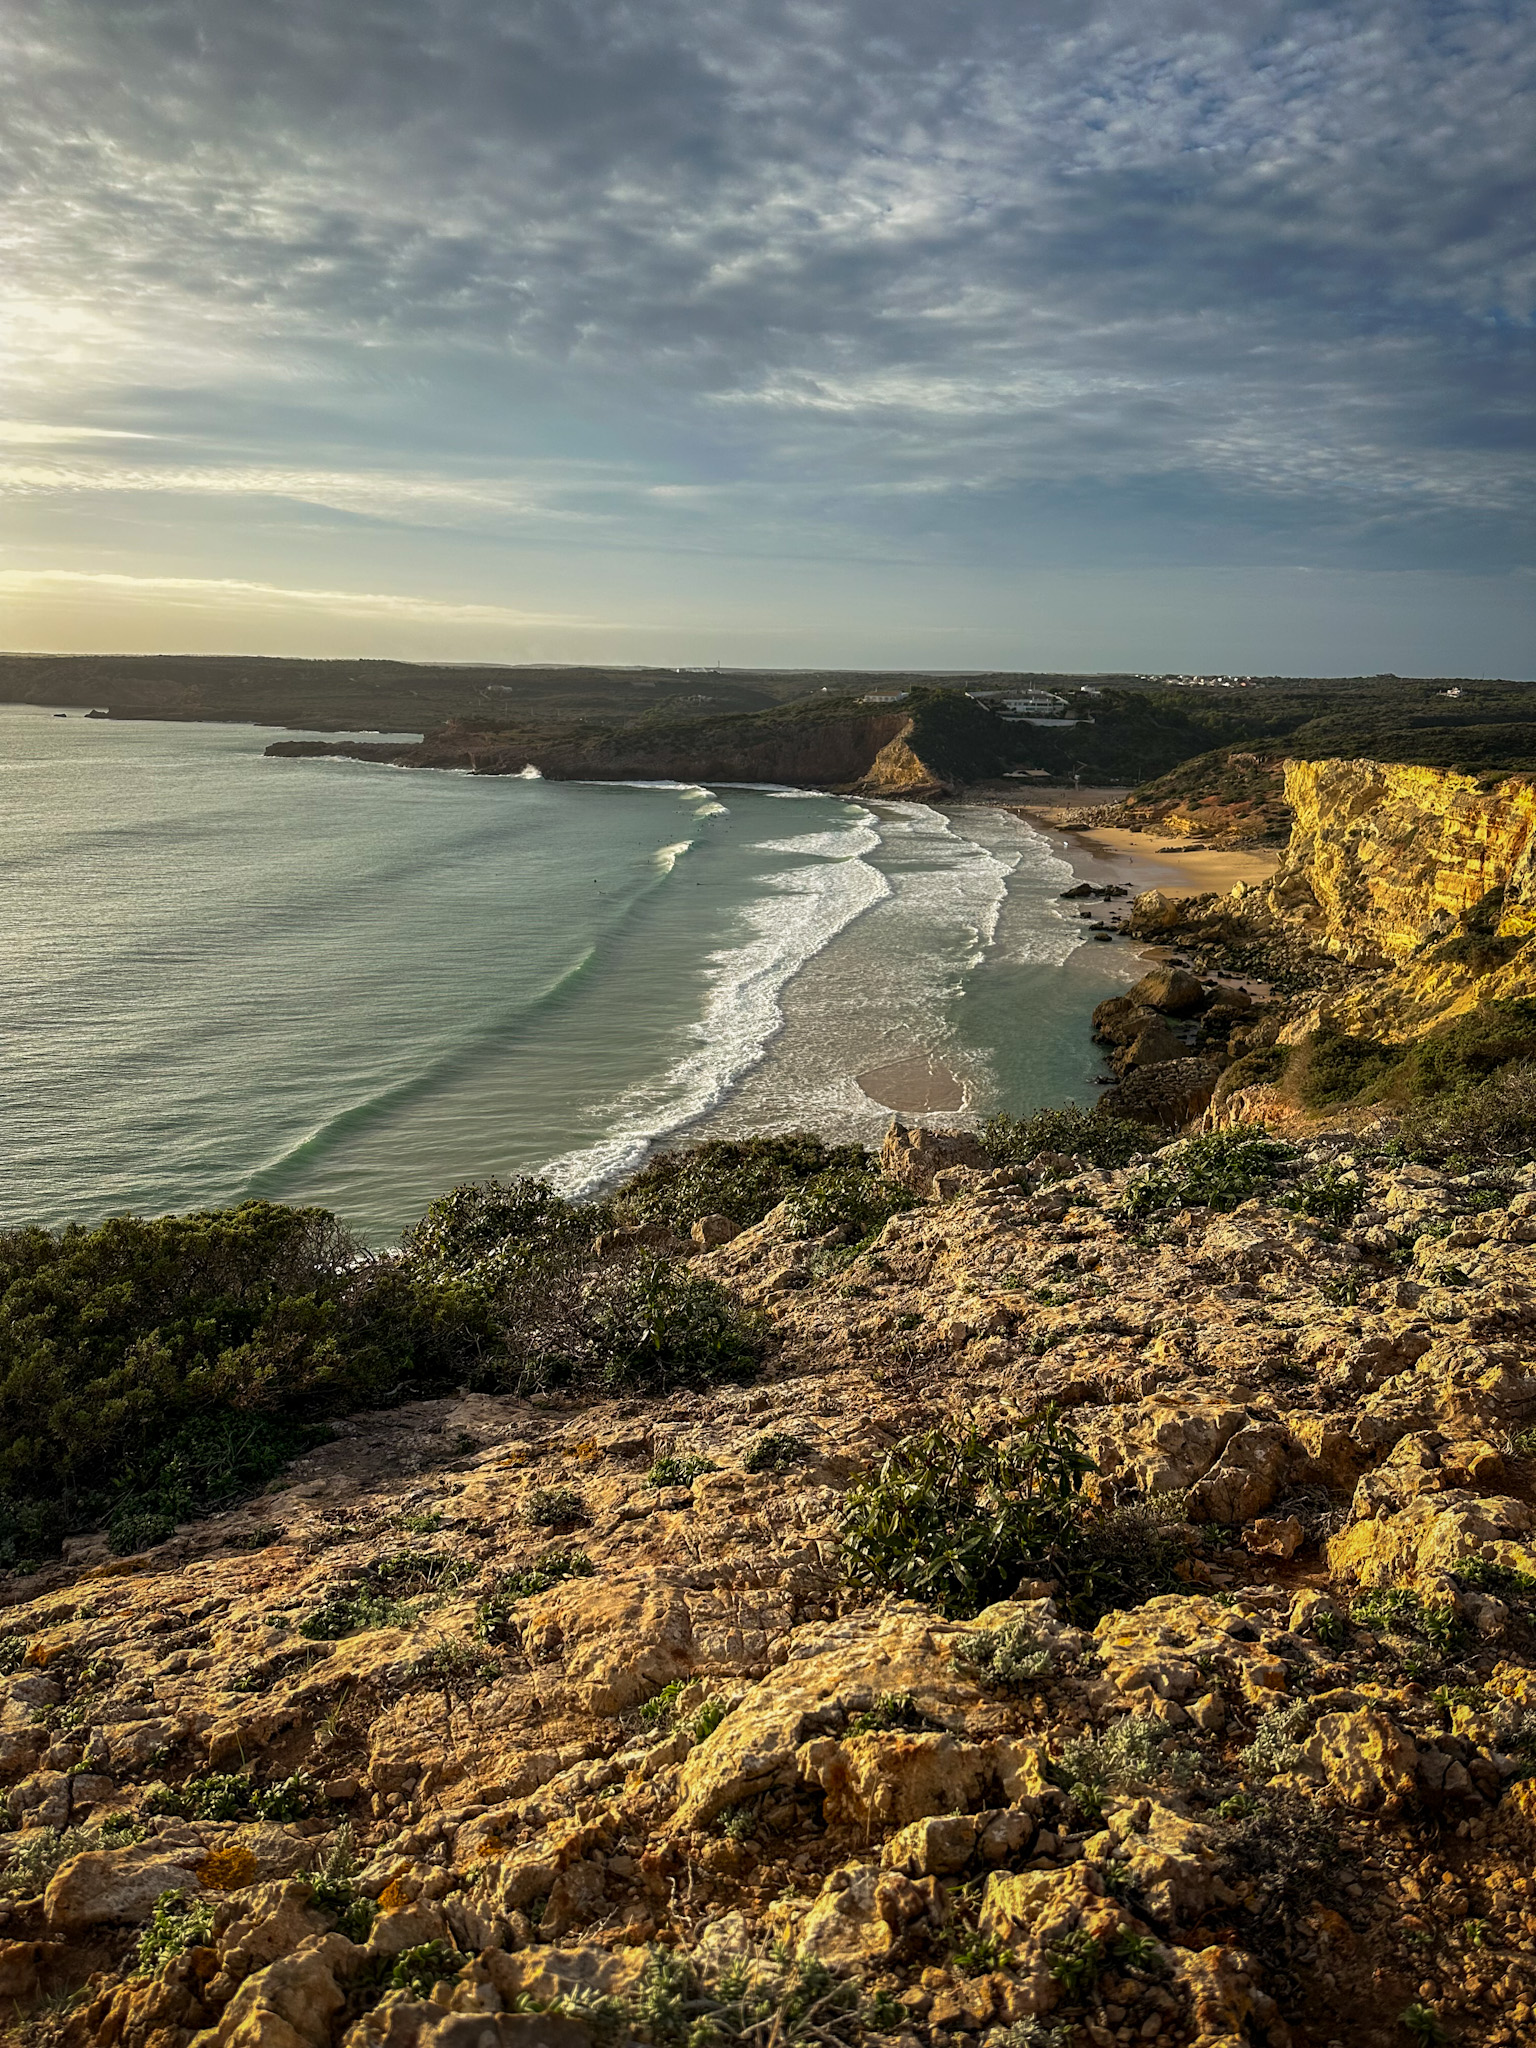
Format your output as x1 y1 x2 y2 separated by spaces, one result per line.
1263 759 1536 1037
263 696 1001 800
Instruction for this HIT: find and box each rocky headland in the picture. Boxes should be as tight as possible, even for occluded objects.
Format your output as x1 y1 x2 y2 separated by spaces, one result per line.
6 755 1536 2048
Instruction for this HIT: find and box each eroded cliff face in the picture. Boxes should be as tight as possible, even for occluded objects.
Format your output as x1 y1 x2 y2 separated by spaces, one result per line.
1265 758 1536 1035
267 715 952 798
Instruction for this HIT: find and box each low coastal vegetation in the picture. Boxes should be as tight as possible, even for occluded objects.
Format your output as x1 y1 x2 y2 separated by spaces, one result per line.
10 1019 1536 1571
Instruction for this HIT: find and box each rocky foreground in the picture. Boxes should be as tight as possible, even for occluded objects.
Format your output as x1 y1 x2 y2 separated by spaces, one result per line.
3 1128 1536 2048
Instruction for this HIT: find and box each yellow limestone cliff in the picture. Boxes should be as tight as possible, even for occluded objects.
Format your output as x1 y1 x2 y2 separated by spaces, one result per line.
1267 757 1536 1037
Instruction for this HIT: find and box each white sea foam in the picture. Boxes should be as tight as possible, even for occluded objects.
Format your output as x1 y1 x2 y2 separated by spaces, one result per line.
652 840 693 872
516 763 543 779
542 816 888 1194
694 802 728 817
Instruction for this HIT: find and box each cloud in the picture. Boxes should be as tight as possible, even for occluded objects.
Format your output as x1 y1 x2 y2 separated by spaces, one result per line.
0 569 621 629
0 0 1531 654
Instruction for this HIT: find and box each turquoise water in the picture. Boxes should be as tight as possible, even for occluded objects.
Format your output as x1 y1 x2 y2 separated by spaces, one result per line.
1 705 1136 1242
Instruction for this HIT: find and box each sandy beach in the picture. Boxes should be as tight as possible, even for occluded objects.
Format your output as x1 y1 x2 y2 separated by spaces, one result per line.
857 1052 967 1113
1003 791 1282 899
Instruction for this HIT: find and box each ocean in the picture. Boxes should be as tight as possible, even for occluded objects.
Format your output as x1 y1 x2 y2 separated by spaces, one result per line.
1 704 1136 1243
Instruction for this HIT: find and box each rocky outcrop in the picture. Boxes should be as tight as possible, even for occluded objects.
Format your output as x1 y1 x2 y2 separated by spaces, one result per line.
1262 757 1536 1037
6 1136 1536 2048
267 712 957 797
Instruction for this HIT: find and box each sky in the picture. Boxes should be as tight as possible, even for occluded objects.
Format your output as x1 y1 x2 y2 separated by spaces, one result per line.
1 0 1532 676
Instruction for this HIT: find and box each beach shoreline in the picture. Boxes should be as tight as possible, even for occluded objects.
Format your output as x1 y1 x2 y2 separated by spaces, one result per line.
999 790 1283 900
856 1051 968 1115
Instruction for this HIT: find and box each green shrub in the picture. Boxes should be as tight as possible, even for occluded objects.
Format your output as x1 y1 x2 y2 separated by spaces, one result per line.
400 1177 592 1282
131 1890 216 1974
1051 1493 1190 1623
146 1772 315 1822
646 1453 718 1488
1283 1162 1364 1223
839 1415 1089 1620
783 1165 915 1241
1120 1126 1295 1216
952 1619 1056 1690
585 1260 765 1394
525 1487 585 1527
1390 1062 1536 1165
612 1136 867 1234
0 1200 486 1565
742 1431 806 1474
1046 1927 1103 1996
979 1105 1145 1172
1287 1028 1398 1109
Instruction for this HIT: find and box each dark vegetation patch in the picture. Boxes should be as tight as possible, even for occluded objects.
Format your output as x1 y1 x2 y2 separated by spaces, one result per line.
1120 1127 1297 1216
611 1134 866 1233
838 1416 1187 1623
0 1202 467 1568
979 1104 1146 1172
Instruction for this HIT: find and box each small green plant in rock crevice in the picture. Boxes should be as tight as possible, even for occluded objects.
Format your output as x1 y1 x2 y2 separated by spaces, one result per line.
947 1926 1016 1978
1053 1717 1172 1822
1046 1927 1104 1997
297 1587 423 1641
387 1941 464 1999
1353 1586 1470 1662
306 1827 376 1943
525 1486 585 1527
743 1431 806 1475
145 1771 316 1823
1238 1703 1311 1781
952 1619 1057 1691
131 1890 216 1974
1398 2000 1450 2046
846 1691 939 1736
474 1551 594 1642
646 1453 718 1489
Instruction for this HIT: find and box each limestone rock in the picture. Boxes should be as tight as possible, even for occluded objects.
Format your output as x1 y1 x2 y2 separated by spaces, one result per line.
1299 1708 1420 1813
879 1121 989 1195
1125 967 1210 1015
44 1842 205 1932
690 1214 739 1248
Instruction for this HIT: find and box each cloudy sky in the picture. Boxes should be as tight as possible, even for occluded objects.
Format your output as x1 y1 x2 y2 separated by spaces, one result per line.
2 0 1532 674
